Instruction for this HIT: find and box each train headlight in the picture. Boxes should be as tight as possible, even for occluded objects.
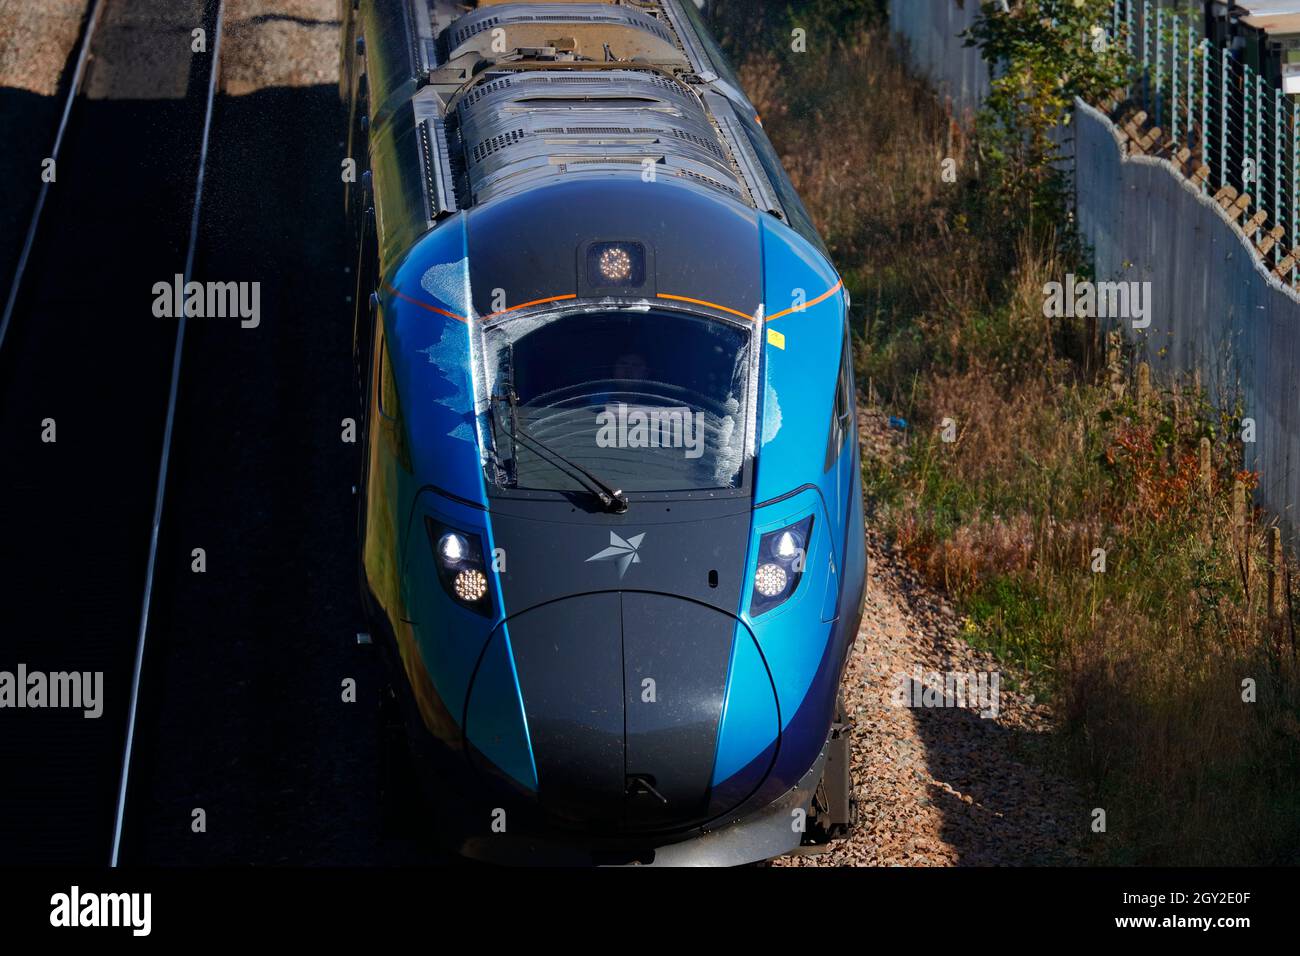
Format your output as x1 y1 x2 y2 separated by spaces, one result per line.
750 516 814 616
586 241 646 288
754 563 788 597
776 531 799 559
598 246 633 282
453 569 489 603
427 519 492 615
439 532 468 563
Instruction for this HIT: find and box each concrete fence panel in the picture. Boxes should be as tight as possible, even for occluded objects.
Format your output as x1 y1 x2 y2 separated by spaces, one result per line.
1073 98 1300 531
888 0 989 123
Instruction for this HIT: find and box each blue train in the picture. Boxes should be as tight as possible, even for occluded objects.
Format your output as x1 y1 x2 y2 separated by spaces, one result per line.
340 0 866 865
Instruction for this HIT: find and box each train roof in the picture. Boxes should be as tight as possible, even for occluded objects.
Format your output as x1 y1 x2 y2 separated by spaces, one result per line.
355 1 829 269
461 174 763 322
453 67 747 208
443 2 686 64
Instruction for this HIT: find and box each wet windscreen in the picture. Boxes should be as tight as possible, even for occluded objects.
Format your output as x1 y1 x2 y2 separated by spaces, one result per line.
488 309 752 493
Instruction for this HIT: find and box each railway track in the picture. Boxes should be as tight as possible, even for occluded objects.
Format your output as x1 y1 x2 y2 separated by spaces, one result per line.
3 0 424 866
109 0 227 867
0 0 224 865
108 10 379 864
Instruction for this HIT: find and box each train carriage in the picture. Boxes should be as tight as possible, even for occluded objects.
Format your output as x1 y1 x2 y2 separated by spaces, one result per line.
342 0 867 865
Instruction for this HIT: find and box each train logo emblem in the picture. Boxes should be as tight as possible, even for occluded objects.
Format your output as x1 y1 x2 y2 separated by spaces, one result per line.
586 531 646 579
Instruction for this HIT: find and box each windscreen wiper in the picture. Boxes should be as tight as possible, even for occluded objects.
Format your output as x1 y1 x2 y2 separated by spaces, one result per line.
492 388 629 514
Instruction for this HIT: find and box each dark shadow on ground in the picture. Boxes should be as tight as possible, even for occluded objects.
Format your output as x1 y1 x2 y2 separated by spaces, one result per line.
0 87 66 297
0 81 213 865
119 82 449 866
890 573 1087 866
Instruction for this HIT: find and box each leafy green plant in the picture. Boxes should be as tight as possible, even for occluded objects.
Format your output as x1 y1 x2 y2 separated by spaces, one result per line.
965 0 1130 217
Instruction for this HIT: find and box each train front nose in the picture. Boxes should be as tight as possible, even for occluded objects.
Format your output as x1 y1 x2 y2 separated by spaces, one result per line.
465 591 772 832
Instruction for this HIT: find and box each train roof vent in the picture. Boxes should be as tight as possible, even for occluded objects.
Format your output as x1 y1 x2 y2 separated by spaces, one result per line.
669 128 726 162
562 157 650 166
459 76 515 110
532 126 661 135
472 129 528 162
678 168 744 199
504 72 682 95
418 116 459 219
449 15 502 50
412 88 461 220
453 68 747 207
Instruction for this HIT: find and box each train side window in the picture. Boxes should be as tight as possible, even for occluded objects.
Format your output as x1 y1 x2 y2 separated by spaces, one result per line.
835 330 854 441
824 327 854 471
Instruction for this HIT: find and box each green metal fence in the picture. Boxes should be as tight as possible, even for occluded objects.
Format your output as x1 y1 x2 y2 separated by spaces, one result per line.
1113 1 1300 282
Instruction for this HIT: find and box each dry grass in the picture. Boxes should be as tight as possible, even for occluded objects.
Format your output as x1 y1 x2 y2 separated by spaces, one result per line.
733 31 1008 404
718 5 1300 864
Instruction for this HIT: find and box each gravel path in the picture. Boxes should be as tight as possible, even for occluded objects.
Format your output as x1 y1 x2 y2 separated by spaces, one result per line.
777 413 1085 866
0 0 340 98
0 0 89 95
221 0 340 95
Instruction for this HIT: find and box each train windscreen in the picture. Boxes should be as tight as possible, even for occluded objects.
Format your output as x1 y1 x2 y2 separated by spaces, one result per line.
485 308 755 494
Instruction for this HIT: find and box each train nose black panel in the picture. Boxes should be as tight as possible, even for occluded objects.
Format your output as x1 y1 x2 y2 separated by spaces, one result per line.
494 592 737 832
501 593 626 827
621 592 734 830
